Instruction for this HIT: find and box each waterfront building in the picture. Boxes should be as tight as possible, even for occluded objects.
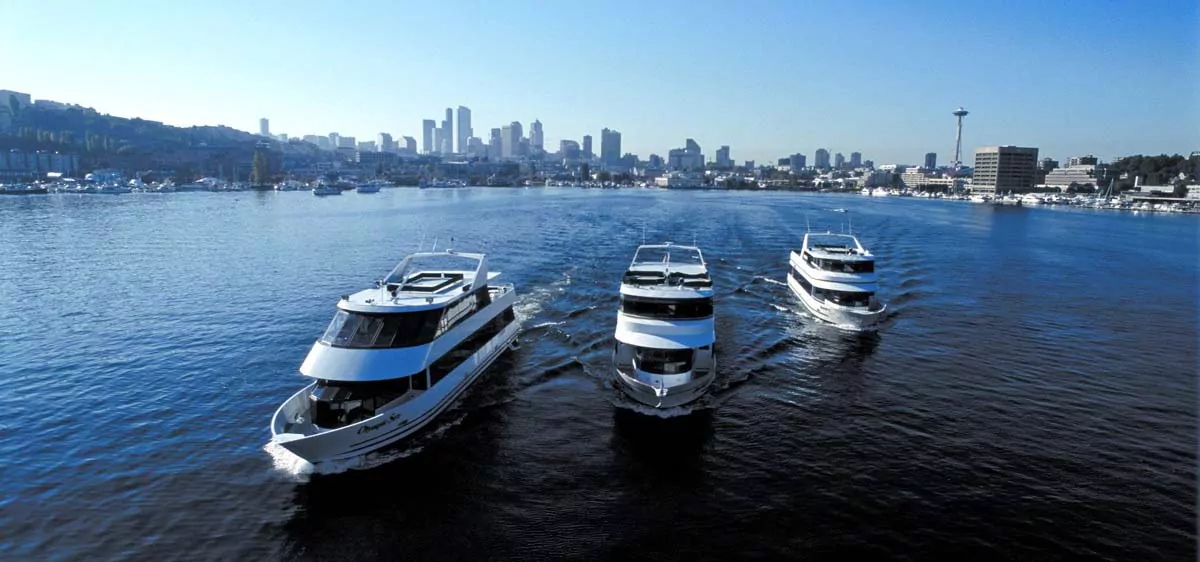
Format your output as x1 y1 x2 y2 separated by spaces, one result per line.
560 140 581 164
422 120 436 154
814 149 830 170
834 152 846 169
467 137 485 157
601 129 621 166
924 152 937 169
434 129 444 155
1044 164 1106 189
329 133 341 148
402 136 417 153
1068 155 1099 167
456 106 471 154
339 136 356 149
972 146 1039 195
582 135 593 159
259 118 270 136
489 128 502 160
358 141 377 152
850 152 862 168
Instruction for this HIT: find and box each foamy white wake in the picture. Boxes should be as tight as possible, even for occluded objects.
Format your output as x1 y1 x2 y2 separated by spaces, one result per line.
757 276 787 287
514 272 572 322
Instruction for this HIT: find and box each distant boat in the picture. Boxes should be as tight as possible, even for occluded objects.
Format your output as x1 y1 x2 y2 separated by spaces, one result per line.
312 185 341 196
831 208 848 213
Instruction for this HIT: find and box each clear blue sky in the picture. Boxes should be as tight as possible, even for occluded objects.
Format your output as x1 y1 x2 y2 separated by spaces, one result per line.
3 0 1197 164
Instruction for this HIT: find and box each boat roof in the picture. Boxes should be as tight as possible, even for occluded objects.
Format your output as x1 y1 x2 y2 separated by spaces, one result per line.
801 232 872 259
622 243 712 291
339 250 497 313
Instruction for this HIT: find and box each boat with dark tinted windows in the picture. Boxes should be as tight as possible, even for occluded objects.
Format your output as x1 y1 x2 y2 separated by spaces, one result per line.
612 243 716 408
787 232 886 330
270 248 520 465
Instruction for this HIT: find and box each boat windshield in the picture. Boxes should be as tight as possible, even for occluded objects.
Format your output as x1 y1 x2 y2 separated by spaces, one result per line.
620 295 713 319
814 288 873 308
634 347 694 375
320 309 442 348
631 246 704 267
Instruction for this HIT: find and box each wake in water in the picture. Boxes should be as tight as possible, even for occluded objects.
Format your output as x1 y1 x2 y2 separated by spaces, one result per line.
757 276 787 287
513 271 573 322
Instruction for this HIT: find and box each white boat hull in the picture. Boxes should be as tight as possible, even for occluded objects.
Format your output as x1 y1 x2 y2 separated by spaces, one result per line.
787 275 885 330
270 321 519 464
613 364 715 409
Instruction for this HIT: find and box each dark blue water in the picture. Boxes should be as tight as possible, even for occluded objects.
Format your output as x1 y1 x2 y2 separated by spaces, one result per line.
0 189 1195 561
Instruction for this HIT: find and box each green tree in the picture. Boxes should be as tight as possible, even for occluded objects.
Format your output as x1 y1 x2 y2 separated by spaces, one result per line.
596 170 612 182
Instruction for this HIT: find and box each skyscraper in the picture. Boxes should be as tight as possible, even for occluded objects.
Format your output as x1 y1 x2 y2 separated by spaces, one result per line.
489 128 502 160
329 132 341 148
600 128 621 165
850 152 862 168
441 108 453 154
834 152 846 169
422 120 436 154
814 148 830 170
716 146 731 168
402 136 417 153
582 135 593 159
434 129 444 155
500 125 514 158
924 152 937 169
377 133 394 152
259 118 270 136
530 120 544 152
790 153 806 171
456 106 471 154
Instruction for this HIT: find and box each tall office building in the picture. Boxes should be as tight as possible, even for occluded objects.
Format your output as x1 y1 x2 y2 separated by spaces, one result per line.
500 125 514 158
790 153 806 171
259 118 270 136
329 133 341 149
834 152 846 169
924 152 937 169
377 133 394 152
456 106 472 154
850 152 862 168
715 146 731 168
600 128 621 165
582 135 593 159
814 148 830 170
510 121 523 144
489 128 502 160
441 108 453 153
530 120 544 151
402 136 417 153
434 129 444 155
422 120 436 154
972 146 1039 195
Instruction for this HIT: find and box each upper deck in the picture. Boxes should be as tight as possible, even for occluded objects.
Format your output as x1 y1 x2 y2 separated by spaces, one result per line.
800 233 874 261
620 243 713 296
339 250 503 314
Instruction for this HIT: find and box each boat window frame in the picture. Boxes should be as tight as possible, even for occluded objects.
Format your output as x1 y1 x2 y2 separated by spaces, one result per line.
319 308 444 349
428 306 515 387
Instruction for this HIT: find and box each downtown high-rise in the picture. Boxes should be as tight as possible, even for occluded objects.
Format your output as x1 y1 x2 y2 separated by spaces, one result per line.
422 120 436 154
440 108 453 154
600 128 621 165
456 106 472 154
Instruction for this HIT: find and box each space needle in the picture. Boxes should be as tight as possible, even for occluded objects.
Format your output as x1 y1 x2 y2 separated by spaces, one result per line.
952 107 969 168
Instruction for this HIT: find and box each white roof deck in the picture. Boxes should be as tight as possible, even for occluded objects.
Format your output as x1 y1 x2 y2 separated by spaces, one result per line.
801 232 874 260
339 250 499 313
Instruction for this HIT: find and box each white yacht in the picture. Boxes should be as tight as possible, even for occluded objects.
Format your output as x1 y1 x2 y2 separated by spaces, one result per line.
612 243 716 408
270 249 520 465
788 232 886 330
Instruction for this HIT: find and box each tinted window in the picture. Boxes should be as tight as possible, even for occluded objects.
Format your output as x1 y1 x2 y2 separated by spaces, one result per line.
428 306 515 386
620 296 713 319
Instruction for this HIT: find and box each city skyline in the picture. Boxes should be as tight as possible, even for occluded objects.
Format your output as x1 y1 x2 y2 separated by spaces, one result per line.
2 0 1197 164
